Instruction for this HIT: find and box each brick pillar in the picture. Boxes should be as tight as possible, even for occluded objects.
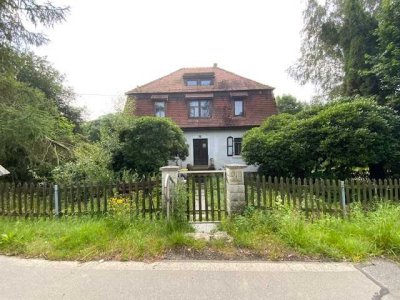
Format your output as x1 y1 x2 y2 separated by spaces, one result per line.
160 166 179 208
225 164 247 215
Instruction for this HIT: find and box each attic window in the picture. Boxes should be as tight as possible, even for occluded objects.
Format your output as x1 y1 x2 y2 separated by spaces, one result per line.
183 72 215 86
186 80 198 86
185 78 214 86
200 79 212 86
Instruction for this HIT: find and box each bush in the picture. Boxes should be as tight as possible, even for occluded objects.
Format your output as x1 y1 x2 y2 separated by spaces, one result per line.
243 97 400 178
112 117 188 175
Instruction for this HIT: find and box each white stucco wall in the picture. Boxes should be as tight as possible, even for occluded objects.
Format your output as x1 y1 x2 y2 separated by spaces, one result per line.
174 129 257 171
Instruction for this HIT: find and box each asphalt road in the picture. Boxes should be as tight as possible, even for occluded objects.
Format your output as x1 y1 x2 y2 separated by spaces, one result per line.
0 256 397 300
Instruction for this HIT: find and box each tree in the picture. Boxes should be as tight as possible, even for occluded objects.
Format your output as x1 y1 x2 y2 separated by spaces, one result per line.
16 52 82 127
112 117 188 175
370 0 400 110
0 76 75 181
290 0 380 98
242 98 400 179
275 94 306 114
0 0 69 48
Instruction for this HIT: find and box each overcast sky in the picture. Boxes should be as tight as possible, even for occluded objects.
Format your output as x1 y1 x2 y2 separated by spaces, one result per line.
35 0 315 120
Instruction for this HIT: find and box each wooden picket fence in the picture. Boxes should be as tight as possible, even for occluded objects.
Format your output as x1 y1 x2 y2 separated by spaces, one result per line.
244 174 400 217
0 175 161 219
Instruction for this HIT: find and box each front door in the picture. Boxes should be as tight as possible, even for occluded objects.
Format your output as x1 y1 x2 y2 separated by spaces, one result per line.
193 139 208 165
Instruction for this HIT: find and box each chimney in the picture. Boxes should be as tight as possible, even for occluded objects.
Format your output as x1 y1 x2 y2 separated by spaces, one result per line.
213 63 218 68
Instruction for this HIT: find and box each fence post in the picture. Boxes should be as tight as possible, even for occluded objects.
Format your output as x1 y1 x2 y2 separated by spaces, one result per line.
160 166 179 216
339 180 347 217
225 164 247 215
54 184 59 217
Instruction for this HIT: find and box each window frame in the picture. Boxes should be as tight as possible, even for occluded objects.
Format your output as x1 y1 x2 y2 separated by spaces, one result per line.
233 138 242 156
227 136 233 156
233 98 245 117
154 101 166 117
185 78 214 86
188 99 212 118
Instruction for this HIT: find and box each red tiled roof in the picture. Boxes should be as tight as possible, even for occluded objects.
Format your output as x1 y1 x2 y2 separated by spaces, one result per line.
126 66 273 94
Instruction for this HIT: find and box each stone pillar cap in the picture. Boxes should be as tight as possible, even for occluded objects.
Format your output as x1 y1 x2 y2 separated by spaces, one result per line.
160 166 180 171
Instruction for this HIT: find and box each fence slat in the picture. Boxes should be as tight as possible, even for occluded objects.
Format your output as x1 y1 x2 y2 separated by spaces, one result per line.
210 174 215 221
216 175 222 220
204 176 209 221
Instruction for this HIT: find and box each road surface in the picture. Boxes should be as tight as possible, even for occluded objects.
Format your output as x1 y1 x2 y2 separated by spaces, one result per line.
0 256 398 299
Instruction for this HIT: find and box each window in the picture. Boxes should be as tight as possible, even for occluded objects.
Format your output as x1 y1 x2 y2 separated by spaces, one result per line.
227 137 242 156
189 100 211 118
234 99 244 116
186 80 198 86
234 138 242 155
185 78 214 86
154 101 165 117
200 79 212 86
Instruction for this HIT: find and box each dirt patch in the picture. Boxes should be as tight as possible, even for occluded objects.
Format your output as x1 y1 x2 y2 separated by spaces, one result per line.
162 246 323 262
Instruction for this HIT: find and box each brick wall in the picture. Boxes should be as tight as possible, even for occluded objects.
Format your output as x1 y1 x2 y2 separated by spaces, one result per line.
132 90 277 129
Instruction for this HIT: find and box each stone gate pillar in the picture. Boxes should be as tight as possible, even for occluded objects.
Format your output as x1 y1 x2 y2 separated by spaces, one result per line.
225 164 247 215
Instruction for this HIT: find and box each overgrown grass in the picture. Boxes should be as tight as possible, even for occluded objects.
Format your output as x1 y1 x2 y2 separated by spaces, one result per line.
0 217 204 261
1 202 399 262
221 202 400 262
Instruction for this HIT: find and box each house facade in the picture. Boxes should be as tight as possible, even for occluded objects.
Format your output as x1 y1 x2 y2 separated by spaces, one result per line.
126 65 277 170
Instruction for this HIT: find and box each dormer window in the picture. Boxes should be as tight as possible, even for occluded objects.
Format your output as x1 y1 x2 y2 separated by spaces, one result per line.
200 79 212 86
186 80 198 86
183 72 215 87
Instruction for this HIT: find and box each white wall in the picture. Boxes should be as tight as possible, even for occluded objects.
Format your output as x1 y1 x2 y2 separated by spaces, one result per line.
176 129 257 171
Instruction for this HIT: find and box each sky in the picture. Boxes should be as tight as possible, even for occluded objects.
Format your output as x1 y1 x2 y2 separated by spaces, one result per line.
35 0 315 120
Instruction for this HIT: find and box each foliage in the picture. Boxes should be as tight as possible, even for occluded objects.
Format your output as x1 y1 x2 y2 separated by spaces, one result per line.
369 0 400 110
108 195 131 219
170 182 189 224
15 52 82 127
113 117 188 175
290 0 380 98
0 76 75 181
0 0 69 48
276 94 307 114
242 97 400 178
52 113 137 184
0 1 80 181
222 202 400 262
51 142 115 184
82 113 134 143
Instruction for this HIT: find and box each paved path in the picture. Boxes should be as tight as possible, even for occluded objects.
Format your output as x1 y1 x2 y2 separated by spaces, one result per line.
0 256 397 300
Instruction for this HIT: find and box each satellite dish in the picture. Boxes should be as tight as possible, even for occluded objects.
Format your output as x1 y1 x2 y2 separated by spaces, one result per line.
0 165 10 176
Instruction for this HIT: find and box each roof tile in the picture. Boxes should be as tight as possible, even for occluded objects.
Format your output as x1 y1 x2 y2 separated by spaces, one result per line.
126 66 273 94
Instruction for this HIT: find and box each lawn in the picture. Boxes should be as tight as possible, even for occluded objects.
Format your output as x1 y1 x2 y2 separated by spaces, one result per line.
0 217 203 261
0 201 399 262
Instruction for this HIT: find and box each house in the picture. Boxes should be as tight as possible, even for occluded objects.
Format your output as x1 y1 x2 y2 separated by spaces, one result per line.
125 64 278 170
